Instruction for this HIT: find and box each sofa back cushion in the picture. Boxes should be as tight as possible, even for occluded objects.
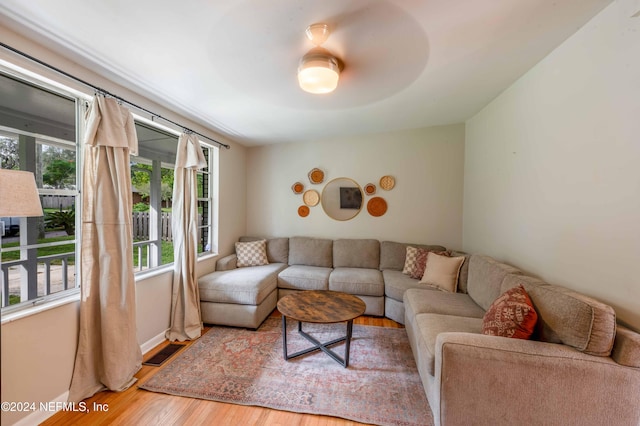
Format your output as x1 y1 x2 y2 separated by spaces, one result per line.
333 239 380 269
379 241 446 271
239 236 289 264
450 250 470 293
288 237 333 267
527 284 616 356
467 255 522 310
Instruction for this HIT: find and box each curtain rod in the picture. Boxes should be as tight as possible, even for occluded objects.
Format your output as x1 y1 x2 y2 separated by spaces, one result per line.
0 41 231 150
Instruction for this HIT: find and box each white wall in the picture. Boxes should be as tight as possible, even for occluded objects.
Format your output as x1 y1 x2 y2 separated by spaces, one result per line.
246 124 465 249
463 1 640 330
0 26 248 425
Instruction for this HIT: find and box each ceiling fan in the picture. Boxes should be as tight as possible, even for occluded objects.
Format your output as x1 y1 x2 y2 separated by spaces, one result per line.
297 23 344 94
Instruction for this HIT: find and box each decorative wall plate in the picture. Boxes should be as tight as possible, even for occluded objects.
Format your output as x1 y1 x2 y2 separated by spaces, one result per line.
292 181 304 194
308 168 325 184
367 197 387 217
298 205 310 217
380 175 395 190
303 189 320 206
364 183 376 195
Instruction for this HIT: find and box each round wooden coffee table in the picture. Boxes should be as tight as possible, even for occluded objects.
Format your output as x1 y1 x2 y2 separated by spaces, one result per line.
277 290 366 368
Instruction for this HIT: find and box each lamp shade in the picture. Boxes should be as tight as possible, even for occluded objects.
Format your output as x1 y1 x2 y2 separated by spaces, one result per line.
298 48 341 94
0 169 44 217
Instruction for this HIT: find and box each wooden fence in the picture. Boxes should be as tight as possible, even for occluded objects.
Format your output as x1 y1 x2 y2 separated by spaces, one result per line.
41 195 75 209
132 212 173 242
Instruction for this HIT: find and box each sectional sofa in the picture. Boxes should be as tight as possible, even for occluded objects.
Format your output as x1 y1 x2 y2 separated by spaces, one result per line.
197 236 640 425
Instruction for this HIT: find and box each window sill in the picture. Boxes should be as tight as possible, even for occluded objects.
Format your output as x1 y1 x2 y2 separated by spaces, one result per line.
1 290 80 325
1 253 220 325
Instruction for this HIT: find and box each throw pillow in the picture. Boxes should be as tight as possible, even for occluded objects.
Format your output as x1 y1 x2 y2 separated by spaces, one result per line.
419 252 465 292
235 239 269 267
409 248 430 279
402 246 420 275
482 285 538 340
410 249 452 280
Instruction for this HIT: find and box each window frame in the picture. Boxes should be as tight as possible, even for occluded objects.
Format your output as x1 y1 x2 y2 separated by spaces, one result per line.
0 61 220 321
0 66 86 316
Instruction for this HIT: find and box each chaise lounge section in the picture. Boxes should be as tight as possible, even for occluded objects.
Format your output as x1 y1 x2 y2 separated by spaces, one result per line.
404 254 640 425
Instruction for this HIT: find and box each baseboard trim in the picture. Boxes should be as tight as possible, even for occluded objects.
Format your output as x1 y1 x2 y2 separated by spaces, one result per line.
140 328 170 355
12 391 69 426
10 331 169 426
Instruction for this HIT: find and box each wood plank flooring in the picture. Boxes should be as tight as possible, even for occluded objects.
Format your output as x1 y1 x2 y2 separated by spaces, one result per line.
42 310 403 426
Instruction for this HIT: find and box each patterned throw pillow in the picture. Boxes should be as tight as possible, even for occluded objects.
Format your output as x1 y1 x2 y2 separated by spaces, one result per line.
402 246 420 275
409 248 430 279
235 240 269 267
482 285 538 340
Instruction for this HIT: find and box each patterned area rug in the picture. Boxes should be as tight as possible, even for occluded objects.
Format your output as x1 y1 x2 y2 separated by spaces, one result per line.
139 316 433 426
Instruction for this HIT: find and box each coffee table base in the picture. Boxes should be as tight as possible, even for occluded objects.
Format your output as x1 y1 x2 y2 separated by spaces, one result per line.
281 316 354 368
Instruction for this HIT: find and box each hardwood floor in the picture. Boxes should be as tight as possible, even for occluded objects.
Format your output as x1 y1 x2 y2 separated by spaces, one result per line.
42 311 403 426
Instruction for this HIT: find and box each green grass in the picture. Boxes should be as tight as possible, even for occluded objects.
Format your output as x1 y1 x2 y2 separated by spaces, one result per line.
132 240 174 268
1 235 75 263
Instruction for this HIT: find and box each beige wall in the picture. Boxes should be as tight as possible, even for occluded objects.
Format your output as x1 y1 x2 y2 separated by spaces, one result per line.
246 124 465 249
463 2 640 330
0 26 247 425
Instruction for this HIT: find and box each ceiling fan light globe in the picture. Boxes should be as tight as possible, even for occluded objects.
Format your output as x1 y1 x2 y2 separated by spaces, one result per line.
298 55 340 94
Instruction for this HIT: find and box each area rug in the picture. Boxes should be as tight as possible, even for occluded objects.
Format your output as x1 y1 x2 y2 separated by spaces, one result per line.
139 316 433 426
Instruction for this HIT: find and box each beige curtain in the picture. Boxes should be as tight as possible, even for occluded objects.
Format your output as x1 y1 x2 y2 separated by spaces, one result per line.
68 96 141 402
166 133 207 342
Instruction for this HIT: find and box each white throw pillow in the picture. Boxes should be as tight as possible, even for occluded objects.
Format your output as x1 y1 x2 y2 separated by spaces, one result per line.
235 240 269 267
420 252 465 292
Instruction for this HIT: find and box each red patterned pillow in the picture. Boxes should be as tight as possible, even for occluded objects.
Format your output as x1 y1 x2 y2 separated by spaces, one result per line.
409 248 431 279
482 285 538 339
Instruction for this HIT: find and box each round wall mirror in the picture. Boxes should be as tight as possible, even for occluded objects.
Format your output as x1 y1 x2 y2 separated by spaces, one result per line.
321 177 363 221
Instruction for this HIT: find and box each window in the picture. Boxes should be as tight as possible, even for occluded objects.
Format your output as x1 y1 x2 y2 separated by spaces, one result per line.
0 66 219 314
0 71 80 311
130 121 218 273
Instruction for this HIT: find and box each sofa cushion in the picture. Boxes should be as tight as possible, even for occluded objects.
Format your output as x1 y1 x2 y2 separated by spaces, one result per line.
420 252 465 292
467 255 523 311
500 273 547 294
278 265 331 291
288 237 333 267
415 313 483 375
528 284 616 356
235 240 268 267
404 288 486 319
450 250 470 293
199 263 286 305
329 267 384 296
611 325 640 368
333 239 380 269
380 241 446 271
383 270 428 302
240 236 289 264
482 285 538 340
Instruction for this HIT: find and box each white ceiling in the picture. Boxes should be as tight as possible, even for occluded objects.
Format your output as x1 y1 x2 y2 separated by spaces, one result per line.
0 0 612 147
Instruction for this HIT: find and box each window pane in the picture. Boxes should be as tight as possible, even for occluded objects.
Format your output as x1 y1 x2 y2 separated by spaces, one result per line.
131 123 178 273
1 72 78 310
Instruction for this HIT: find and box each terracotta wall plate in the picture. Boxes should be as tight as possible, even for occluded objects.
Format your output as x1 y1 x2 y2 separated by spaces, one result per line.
292 182 304 194
308 168 325 184
367 197 387 217
298 205 310 217
364 183 376 195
